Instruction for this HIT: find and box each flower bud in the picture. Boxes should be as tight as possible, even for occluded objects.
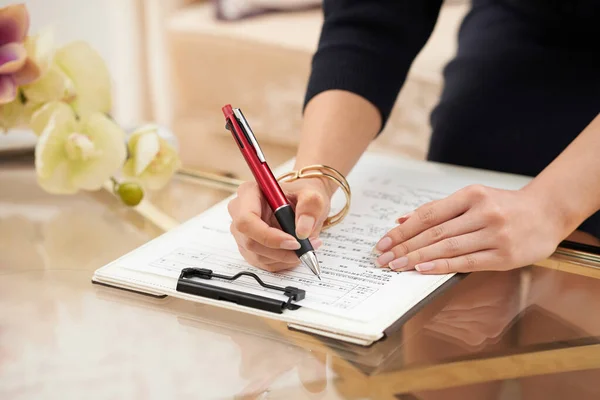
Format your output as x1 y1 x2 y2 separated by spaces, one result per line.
116 182 144 206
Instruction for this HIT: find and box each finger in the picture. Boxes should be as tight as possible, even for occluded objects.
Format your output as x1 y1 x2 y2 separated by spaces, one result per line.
380 215 485 268
229 183 299 249
311 215 327 240
379 231 488 270
375 192 471 252
233 211 299 249
234 227 323 267
234 226 323 264
232 223 296 262
395 211 414 224
394 199 443 224
395 200 439 224
228 182 263 219
238 246 300 272
295 188 329 240
253 239 321 266
414 250 501 275
262 261 304 273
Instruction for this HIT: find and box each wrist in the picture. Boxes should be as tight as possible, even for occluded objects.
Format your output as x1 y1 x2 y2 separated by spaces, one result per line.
520 180 581 242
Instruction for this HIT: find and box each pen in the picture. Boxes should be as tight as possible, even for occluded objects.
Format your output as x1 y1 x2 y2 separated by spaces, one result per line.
222 104 322 279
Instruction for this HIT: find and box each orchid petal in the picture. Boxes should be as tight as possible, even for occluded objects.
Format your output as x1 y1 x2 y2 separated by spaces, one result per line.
70 113 126 190
0 42 26 74
35 108 126 194
0 4 29 46
136 154 181 190
37 160 77 194
24 28 54 73
122 126 181 190
0 75 16 104
0 97 25 131
30 101 73 136
54 41 111 118
12 57 40 85
22 64 70 104
133 132 160 176
35 105 78 191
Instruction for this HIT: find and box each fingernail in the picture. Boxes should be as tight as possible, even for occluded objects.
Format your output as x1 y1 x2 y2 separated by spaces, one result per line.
389 257 408 270
396 211 414 224
375 236 392 252
375 251 395 268
415 262 435 272
281 240 301 250
296 215 315 240
312 238 323 249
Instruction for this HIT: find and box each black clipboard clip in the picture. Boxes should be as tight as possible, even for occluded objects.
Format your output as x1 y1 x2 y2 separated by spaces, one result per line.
176 268 306 314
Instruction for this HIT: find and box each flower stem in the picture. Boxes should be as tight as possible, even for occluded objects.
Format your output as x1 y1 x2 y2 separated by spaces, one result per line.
110 176 119 190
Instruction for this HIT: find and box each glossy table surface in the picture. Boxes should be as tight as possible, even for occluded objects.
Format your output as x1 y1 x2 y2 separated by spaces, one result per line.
2 156 600 400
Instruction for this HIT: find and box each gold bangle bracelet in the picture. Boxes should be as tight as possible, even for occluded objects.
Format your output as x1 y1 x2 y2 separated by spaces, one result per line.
277 164 351 230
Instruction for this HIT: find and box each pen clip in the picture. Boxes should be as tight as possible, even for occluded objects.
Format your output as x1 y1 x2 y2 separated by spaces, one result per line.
233 108 266 163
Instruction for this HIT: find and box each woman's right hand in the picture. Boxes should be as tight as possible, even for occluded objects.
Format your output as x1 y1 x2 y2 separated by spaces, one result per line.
227 177 333 272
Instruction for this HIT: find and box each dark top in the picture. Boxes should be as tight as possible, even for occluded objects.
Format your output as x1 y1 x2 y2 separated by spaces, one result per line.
304 0 600 237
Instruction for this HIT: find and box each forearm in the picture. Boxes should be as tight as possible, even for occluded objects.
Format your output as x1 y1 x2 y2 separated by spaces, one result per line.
294 0 443 194
524 113 600 237
293 90 380 192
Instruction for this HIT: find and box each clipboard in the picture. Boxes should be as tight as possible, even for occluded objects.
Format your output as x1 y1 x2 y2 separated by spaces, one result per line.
92 152 535 346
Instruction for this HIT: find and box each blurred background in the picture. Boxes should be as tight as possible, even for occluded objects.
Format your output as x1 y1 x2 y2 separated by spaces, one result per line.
1 0 469 181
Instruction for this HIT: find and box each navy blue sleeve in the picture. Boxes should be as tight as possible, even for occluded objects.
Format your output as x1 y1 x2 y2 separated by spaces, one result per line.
303 0 443 132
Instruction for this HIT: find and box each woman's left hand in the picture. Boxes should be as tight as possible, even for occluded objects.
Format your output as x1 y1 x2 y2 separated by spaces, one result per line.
374 184 566 274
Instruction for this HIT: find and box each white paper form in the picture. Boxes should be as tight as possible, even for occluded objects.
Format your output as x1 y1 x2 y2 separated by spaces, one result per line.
117 155 478 323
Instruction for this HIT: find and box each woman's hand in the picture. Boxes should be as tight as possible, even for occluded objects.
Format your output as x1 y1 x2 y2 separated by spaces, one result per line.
227 177 333 272
374 184 566 274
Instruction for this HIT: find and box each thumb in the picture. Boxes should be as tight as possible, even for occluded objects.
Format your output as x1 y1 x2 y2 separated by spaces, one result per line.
295 189 329 240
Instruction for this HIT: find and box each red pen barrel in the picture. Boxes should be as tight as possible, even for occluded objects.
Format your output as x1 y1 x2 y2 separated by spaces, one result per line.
222 105 288 210
253 165 289 211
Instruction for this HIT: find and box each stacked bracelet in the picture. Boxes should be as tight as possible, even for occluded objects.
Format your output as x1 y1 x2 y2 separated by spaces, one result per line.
277 164 351 230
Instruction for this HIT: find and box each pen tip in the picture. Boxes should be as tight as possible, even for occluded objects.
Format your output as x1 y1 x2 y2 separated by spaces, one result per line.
299 251 322 278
